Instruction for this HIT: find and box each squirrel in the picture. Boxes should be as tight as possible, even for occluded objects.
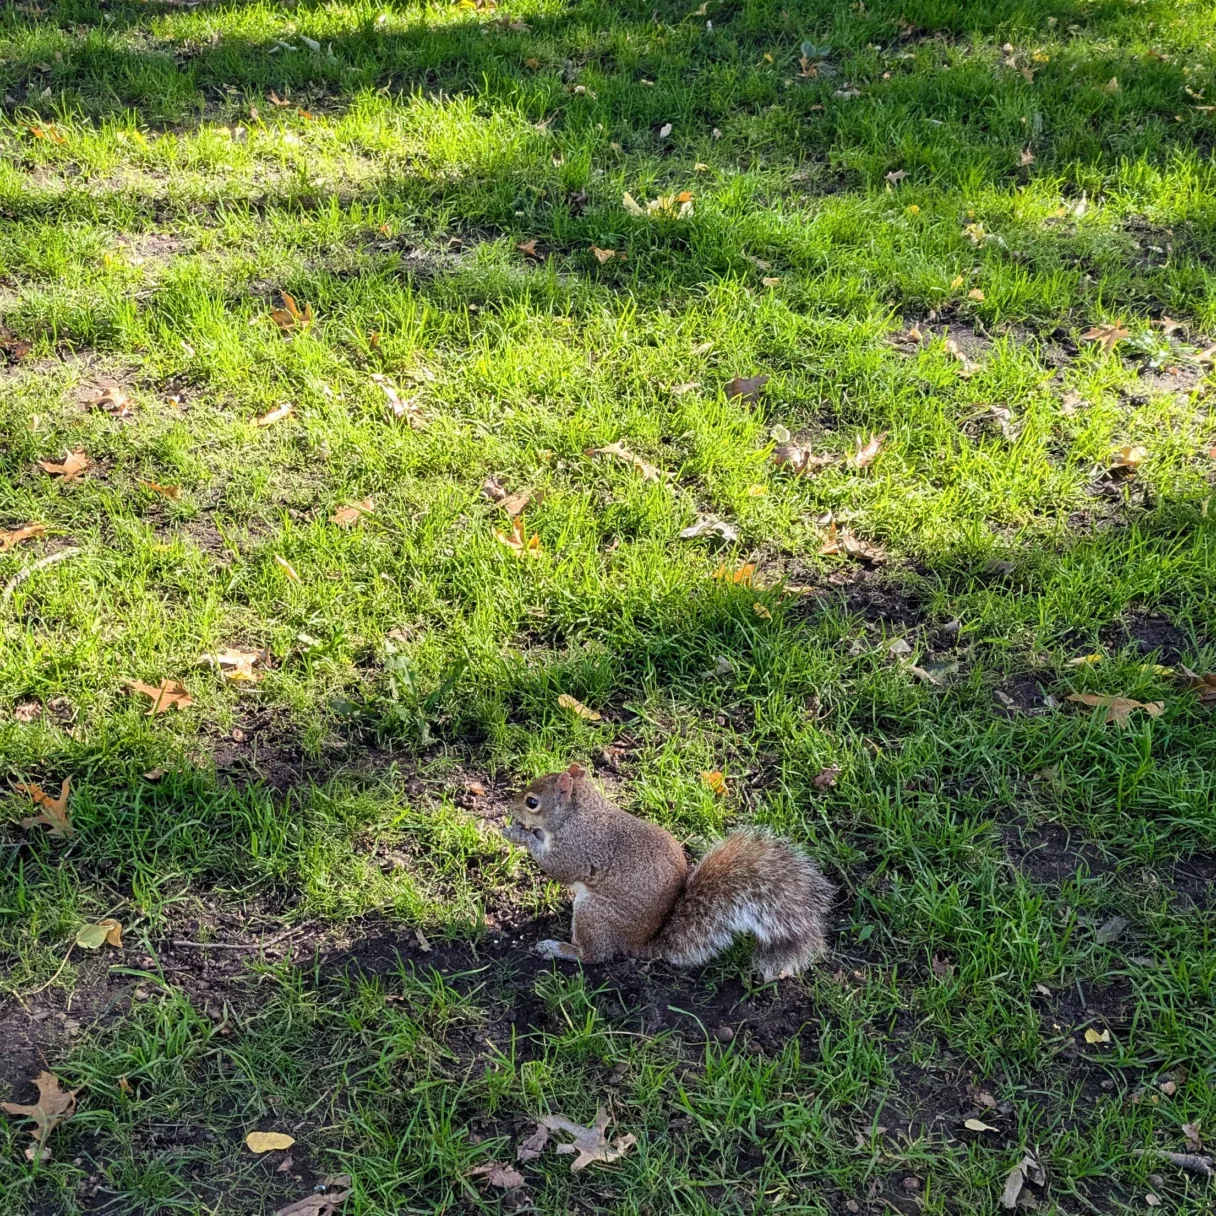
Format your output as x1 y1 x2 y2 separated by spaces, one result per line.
502 764 834 980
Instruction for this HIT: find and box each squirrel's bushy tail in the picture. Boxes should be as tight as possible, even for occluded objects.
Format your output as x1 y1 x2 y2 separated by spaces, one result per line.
653 829 834 980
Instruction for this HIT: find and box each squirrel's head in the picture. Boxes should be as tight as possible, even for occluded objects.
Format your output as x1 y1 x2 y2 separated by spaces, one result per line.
510 764 587 841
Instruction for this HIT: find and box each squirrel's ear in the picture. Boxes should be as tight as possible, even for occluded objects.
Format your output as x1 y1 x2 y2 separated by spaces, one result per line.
555 771 574 802
566 763 586 780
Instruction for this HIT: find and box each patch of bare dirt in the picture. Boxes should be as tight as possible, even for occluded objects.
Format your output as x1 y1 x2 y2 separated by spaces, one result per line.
1004 821 1112 884
1100 609 1196 665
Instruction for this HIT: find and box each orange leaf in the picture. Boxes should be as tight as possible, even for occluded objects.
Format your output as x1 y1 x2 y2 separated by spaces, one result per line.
0 523 46 551
700 770 728 796
330 497 375 527
13 778 73 838
591 246 625 263
137 479 181 500
494 515 541 554
254 403 294 427
1080 323 1129 354
516 239 540 258
125 679 193 715
712 563 755 585
557 693 601 721
849 432 888 469
38 451 90 481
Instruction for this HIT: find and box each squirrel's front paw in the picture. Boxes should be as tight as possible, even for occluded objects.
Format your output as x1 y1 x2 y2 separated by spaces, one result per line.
534 939 580 962
501 823 531 847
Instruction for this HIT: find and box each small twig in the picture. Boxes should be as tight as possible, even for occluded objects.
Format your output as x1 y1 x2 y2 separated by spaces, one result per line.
168 924 306 952
1133 1148 1215 1176
2 547 80 606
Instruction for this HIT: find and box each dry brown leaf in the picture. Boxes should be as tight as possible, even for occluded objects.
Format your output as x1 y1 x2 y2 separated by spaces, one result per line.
270 291 313 332
371 374 426 428
726 373 769 404
126 679 193 715
38 451 90 481
539 1109 637 1171
772 443 834 476
90 385 132 416
14 778 73 838
591 246 625 263
254 403 294 427
819 524 886 564
1187 672 1216 705
138 478 181 500
813 765 840 790
1182 1122 1204 1152
1000 1153 1045 1209
517 1123 550 1161
2 1071 78 1162
517 239 540 259
1081 323 1130 354
275 555 300 581
849 432 887 469
330 497 375 527
481 477 507 502
1019 148 1035 166
1067 692 1163 728
0 523 46 551
586 441 661 482
1155 315 1185 336
495 515 541 555
247 1130 296 1153
558 693 601 721
701 770 728 796
199 647 268 683
1109 445 1148 471
470 1161 526 1189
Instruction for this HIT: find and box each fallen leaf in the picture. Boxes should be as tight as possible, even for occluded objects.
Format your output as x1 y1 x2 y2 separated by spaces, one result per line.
813 765 840 789
0 523 46 551
964 1119 998 1132
1068 654 1103 667
746 483 767 496
932 954 955 978
470 1162 525 1189
517 1124 550 1161
848 432 887 469
772 443 834 475
591 246 624 263
1081 323 1130 354
199 648 268 683
138 478 181 500
371 374 426 428
962 222 986 245
967 288 985 301
1101 76 1119 92
761 276 781 287
1084 1027 1111 1044
143 768 165 781
539 1108 636 1172
1188 673 1216 705
713 562 755 585
680 518 739 542
1096 915 1128 944
269 291 313 332
1159 1079 1177 1096
413 926 431 952
75 918 123 949
247 1131 296 1153
2 1072 78 1162
949 274 966 289
14 778 73 838
1109 445 1148 471
819 524 886 564
89 385 132 416
1155 315 1185 336
330 497 375 527
700 770 728 796
1146 1193 1161 1207
1182 1122 1203 1152
495 515 541 555
658 122 672 139
275 555 300 581
885 169 907 185
275 1184 352 1216
517 239 540 259
254 402 293 427
558 693 601 721
13 702 41 723
1066 693 1163 728
753 601 771 619
38 451 91 481
1000 1154 1045 1209
1020 148 1035 165
586 441 661 482
126 679 193 715
726 373 769 404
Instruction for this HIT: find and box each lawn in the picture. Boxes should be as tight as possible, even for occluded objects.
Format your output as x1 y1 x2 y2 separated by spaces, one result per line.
1 0 1215 1210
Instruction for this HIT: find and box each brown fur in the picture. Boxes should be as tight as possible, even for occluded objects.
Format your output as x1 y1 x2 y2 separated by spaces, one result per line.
504 766 834 979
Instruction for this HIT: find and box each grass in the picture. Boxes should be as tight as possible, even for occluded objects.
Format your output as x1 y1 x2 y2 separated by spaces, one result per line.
1 0 1215 1210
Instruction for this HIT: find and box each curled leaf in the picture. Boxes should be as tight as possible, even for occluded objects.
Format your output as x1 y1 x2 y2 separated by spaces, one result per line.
1066 693 1162 728
558 693 601 721
848 432 887 469
0 523 47 551
470 1161 525 1189
680 518 738 542
75 919 123 949
15 778 73 838
701 770 728 796
586 441 662 482
539 1108 637 1171
330 497 375 527
495 515 541 554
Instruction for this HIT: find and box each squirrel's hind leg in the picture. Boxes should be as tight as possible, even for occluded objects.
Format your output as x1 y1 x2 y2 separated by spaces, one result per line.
534 939 581 962
752 932 823 981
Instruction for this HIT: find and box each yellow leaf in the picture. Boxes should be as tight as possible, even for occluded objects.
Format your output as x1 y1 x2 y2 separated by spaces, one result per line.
700 770 728 796
746 484 767 496
949 274 965 289
712 563 755 585
964 1118 998 1132
1084 1027 1111 1045
75 919 123 950
1067 654 1102 666
753 601 772 619
275 555 300 581
246 1131 295 1153
967 288 985 301
254 403 293 427
621 191 646 216
906 204 920 215
557 693 602 721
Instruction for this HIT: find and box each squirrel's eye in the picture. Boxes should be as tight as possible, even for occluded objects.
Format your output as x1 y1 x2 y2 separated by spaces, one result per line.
525 795 539 810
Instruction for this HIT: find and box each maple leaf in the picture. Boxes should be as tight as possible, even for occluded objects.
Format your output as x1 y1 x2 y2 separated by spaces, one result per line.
586 441 662 482
254 403 293 427
1066 692 1163 728
274 1183 351 1216
1187 673 1216 705
138 478 181 500
14 778 73 838
495 515 541 554
470 1161 525 1189
539 1109 637 1170
1155 315 1185 336
199 647 269 683
1080 322 1130 354
726 373 769 403
591 246 624 263
126 679 194 715
38 451 90 481
679 518 739 542
557 693 601 721
270 291 313 332
848 432 887 469
701 770 728 796
330 497 375 527
2 1072 78 1162
0 523 46 551
516 239 540 258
